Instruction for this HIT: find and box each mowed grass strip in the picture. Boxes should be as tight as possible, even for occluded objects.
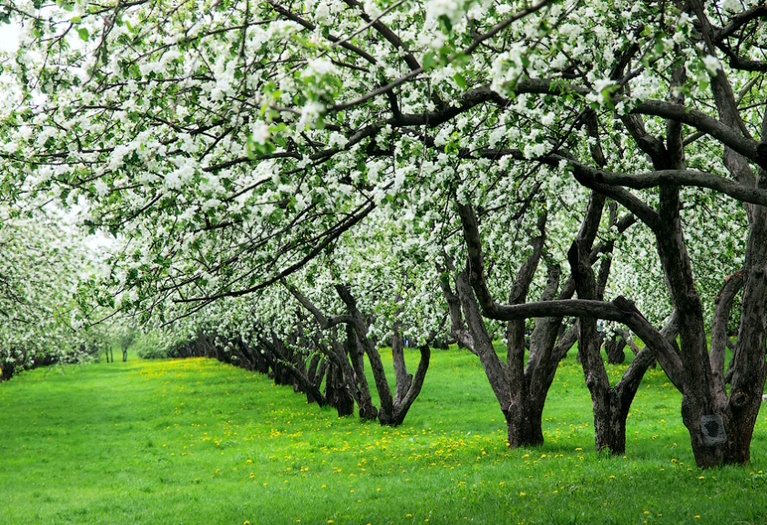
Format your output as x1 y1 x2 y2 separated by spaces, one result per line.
2 348 767 524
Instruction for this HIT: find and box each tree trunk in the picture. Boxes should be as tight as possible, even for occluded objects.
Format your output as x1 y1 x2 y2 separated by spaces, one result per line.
326 361 355 417
505 396 545 448
343 326 377 420
0 360 14 381
390 345 431 426
720 193 767 464
305 354 321 404
570 236 656 455
336 284 397 425
391 324 412 406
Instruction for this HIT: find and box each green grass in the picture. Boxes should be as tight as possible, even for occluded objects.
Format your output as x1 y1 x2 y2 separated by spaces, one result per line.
2 348 767 524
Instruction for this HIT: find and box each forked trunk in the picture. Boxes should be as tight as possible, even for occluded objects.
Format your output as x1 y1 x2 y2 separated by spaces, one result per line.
390 345 431 426
570 239 656 455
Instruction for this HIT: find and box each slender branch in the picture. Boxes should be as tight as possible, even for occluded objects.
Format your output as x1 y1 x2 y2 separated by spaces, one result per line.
463 0 553 55
283 282 354 329
713 6 767 42
710 270 744 403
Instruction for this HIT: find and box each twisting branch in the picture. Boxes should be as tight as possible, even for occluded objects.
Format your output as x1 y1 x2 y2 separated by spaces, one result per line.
283 281 354 329
456 196 685 388
631 100 765 169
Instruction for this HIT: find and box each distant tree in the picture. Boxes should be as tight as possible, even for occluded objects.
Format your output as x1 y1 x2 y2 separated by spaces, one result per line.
0 210 96 380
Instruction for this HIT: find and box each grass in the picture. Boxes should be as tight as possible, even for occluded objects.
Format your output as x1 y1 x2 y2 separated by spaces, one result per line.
2 347 767 524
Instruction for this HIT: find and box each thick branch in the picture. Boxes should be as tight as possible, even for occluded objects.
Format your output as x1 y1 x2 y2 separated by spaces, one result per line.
572 166 767 207
477 297 685 389
437 263 476 353
713 6 767 42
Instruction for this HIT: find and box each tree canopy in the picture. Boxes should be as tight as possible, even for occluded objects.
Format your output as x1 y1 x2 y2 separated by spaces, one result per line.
2 0 767 467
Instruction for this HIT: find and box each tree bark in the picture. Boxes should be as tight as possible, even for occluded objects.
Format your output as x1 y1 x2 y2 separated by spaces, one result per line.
390 345 431 426
569 237 657 455
449 197 650 451
722 197 767 464
391 323 412 406
336 284 402 425
343 325 378 420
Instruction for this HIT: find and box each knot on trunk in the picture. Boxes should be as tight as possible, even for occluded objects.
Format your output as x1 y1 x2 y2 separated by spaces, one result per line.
730 390 749 411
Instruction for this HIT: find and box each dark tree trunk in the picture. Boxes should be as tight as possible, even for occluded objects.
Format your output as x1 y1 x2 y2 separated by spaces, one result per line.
449 199 638 450
305 354 321 404
286 280 429 426
337 284 421 427
654 183 729 467
343 326 377 420
604 336 625 365
504 396 545 448
0 360 14 381
325 361 354 417
391 324 412 406
569 199 656 455
720 197 767 464
390 344 431 426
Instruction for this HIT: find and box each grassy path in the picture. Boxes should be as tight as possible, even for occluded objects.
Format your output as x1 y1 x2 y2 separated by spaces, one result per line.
2 351 767 524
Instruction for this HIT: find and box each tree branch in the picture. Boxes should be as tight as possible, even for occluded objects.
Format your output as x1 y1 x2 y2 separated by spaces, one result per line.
283 282 354 329
710 270 744 403
571 166 767 207
631 100 766 169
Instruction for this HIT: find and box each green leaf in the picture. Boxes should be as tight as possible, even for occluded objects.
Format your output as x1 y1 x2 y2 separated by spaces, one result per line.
454 73 467 89
438 14 452 32
423 52 437 71
77 27 89 41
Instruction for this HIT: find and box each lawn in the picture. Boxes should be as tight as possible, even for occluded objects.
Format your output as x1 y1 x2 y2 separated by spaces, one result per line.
1 347 767 524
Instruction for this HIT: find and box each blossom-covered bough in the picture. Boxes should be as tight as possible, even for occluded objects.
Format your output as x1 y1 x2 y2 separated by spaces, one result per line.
3 0 767 467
